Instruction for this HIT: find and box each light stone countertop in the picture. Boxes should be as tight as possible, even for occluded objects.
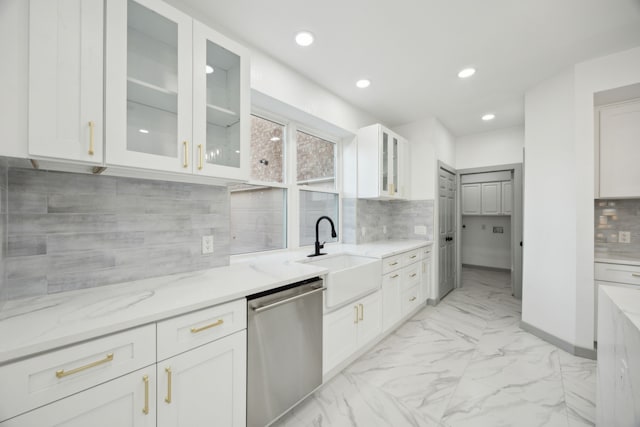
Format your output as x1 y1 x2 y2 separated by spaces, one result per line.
595 254 640 266
0 239 432 365
600 285 640 331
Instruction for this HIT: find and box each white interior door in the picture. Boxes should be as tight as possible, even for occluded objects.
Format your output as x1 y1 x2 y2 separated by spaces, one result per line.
439 166 456 299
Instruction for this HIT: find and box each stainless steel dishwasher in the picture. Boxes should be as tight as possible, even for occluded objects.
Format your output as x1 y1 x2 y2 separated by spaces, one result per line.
247 277 324 427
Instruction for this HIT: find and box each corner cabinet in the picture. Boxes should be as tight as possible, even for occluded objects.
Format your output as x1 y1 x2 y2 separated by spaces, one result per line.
357 124 408 199
28 0 105 164
105 0 250 181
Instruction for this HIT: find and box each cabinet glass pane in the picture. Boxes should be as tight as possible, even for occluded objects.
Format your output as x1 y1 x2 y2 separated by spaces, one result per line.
299 191 338 246
296 131 335 190
250 115 284 183
382 132 389 192
204 40 241 168
393 137 398 194
126 0 178 158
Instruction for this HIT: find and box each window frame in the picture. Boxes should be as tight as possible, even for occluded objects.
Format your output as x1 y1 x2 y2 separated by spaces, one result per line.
230 109 342 258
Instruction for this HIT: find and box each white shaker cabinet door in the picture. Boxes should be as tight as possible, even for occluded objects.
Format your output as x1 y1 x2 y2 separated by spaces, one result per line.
0 368 156 427
382 271 402 331
323 304 358 374
461 183 481 215
599 100 640 198
356 291 382 347
481 182 500 215
29 0 104 164
157 330 246 427
501 181 512 215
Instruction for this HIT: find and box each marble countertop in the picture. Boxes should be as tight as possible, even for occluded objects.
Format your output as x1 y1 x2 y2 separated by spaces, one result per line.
0 239 431 365
600 285 640 332
595 253 640 266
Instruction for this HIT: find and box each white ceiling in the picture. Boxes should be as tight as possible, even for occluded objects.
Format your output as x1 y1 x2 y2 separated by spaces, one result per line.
179 0 640 136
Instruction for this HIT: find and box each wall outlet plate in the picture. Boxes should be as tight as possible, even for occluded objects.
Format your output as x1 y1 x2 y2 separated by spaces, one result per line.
202 235 214 254
414 225 427 235
619 231 631 244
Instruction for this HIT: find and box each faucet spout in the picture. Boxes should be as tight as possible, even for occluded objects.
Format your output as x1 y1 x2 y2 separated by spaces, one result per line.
308 216 337 257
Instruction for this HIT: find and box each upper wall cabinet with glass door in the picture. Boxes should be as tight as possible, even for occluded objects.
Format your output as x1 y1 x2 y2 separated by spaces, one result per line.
357 124 408 199
192 22 250 181
28 0 104 164
105 0 250 182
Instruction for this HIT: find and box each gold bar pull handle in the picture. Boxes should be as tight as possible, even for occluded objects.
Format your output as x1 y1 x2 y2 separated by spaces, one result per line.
358 303 364 321
353 306 358 324
88 121 95 156
183 141 189 168
190 319 224 333
410 273 417 278
410 255 417 259
56 353 114 378
632 273 640 278
197 144 203 170
142 375 149 415
409 296 417 302
165 367 172 403
391 274 399 279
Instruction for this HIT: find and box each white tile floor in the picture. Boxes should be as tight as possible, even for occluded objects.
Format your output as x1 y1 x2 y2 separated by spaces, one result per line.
273 267 596 427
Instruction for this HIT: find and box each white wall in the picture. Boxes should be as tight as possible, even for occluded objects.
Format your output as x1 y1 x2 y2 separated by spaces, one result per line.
573 46 640 348
456 127 524 170
461 216 511 269
522 68 578 345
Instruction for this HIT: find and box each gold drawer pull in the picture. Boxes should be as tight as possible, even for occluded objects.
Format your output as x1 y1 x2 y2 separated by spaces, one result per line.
55 353 114 378
410 273 417 278
389 261 399 266
190 319 224 333
165 367 172 403
632 273 640 278
358 303 364 321
142 375 149 415
183 141 189 168
391 274 400 279
354 306 359 324
198 144 203 170
88 121 95 155
409 255 417 259
409 296 417 302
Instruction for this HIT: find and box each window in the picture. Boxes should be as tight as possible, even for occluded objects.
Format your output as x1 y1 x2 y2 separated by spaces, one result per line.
230 114 341 255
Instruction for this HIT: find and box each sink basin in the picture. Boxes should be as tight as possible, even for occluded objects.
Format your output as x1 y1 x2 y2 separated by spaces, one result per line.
304 254 382 309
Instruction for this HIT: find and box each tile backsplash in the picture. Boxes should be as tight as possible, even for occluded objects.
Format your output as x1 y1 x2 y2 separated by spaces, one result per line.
343 198 434 244
0 160 7 307
595 199 640 257
4 168 230 300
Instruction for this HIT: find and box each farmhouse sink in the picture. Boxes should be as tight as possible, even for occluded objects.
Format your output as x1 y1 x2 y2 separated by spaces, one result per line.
303 254 382 309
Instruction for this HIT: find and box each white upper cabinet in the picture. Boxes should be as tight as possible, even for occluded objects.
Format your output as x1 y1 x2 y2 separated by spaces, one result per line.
192 22 250 181
481 182 500 215
597 99 640 198
461 181 511 215
461 183 481 215
105 0 250 181
357 124 409 199
501 181 512 214
106 0 193 174
29 0 104 164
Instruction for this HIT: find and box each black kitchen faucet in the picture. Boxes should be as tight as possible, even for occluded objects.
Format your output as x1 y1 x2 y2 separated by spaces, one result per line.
308 216 337 257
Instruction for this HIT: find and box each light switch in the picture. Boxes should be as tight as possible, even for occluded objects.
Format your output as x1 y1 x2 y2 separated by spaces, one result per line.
619 231 631 244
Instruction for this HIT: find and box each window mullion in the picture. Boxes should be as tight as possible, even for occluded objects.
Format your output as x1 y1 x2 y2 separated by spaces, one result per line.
286 122 299 249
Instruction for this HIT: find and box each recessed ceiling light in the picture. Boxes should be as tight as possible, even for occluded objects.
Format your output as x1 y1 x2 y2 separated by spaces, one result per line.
458 68 476 79
482 113 496 121
206 65 214 74
295 31 314 47
139 129 149 134
356 79 371 89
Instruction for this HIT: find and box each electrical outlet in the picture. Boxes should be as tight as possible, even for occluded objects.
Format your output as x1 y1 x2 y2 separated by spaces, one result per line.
414 225 427 235
202 235 214 254
619 231 631 244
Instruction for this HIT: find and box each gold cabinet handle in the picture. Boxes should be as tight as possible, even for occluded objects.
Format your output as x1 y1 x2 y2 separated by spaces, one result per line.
409 296 417 302
410 273 417 278
88 121 95 155
358 303 364 321
197 144 203 170
183 141 189 168
354 306 359 324
389 183 395 195
410 255 417 259
391 274 400 279
190 319 224 333
165 367 172 403
55 353 113 378
632 273 640 278
389 261 398 266
142 375 149 415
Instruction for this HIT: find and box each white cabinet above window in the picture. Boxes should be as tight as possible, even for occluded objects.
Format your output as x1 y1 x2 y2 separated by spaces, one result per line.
357 124 409 200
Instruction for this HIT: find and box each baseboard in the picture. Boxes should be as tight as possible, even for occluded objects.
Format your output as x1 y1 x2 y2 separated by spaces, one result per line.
520 321 597 360
462 264 510 272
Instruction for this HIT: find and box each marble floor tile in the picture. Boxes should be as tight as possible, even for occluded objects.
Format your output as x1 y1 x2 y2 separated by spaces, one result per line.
271 267 596 427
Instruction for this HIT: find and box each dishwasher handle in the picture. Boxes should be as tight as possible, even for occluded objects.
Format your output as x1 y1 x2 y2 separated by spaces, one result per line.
252 286 326 314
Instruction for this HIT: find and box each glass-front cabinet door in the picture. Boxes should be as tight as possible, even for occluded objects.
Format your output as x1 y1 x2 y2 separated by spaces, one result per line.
106 0 193 173
192 22 249 181
381 131 389 194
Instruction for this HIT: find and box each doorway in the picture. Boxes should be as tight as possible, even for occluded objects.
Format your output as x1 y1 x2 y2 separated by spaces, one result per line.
456 164 523 298
438 163 456 301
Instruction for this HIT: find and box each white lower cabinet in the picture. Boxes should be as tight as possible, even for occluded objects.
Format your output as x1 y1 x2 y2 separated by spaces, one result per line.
323 291 381 374
157 330 246 427
419 246 432 303
0 367 156 427
382 271 402 331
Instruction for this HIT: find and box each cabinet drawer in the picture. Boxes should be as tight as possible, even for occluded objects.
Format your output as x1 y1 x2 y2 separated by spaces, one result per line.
0 324 155 422
402 264 421 291
157 299 246 361
382 254 402 274
401 283 420 315
595 262 640 286
421 246 433 260
402 249 421 266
